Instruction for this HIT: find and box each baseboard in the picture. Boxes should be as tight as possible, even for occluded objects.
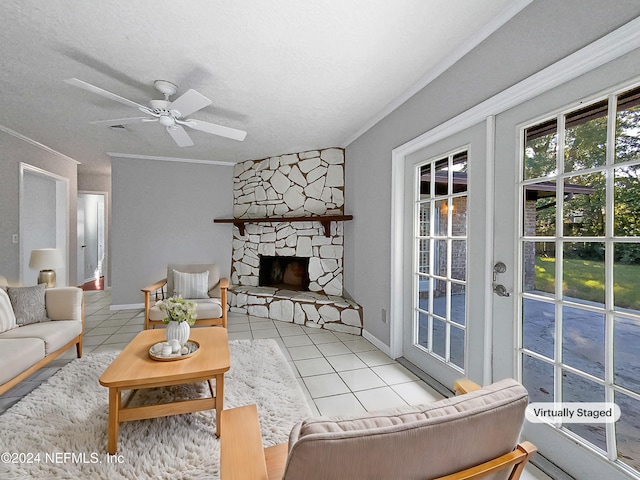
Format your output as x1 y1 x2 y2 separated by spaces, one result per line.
362 329 392 357
110 303 144 310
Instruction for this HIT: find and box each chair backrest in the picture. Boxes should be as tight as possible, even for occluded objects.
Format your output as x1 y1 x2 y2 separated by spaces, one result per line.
166 264 220 296
283 378 528 480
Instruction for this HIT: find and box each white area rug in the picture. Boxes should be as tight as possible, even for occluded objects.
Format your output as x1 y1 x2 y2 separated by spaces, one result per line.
0 339 311 479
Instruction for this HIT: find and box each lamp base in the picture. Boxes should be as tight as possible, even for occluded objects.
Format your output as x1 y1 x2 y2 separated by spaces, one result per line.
38 270 56 288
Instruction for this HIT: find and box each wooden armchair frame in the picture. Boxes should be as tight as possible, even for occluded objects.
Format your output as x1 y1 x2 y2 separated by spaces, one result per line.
220 379 536 480
142 277 228 330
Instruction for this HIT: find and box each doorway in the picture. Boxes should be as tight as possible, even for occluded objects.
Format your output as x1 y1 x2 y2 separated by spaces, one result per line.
78 192 107 289
20 164 68 286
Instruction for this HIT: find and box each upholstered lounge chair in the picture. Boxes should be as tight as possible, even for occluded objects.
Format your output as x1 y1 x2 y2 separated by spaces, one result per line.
220 378 536 480
142 263 228 330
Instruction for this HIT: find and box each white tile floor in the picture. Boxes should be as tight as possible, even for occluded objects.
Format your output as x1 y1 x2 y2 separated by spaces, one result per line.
0 289 551 479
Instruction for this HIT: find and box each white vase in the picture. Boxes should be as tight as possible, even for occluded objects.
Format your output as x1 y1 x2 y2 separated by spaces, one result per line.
165 320 190 345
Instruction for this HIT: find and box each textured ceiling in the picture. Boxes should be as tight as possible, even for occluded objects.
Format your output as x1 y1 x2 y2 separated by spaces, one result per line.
0 0 524 174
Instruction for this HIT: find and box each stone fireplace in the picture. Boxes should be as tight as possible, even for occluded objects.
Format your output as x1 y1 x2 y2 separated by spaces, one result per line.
222 148 363 335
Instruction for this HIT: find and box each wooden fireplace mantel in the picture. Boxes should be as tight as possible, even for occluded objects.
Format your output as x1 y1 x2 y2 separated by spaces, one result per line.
214 214 353 237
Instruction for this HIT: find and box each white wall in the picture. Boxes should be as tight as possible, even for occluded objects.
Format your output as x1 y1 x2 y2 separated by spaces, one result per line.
344 0 640 346
110 158 234 306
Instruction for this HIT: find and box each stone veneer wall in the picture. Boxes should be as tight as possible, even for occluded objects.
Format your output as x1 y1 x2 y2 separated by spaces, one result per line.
228 147 363 334
230 148 346 295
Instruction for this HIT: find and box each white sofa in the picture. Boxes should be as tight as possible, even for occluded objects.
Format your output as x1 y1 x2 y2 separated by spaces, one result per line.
0 278 83 396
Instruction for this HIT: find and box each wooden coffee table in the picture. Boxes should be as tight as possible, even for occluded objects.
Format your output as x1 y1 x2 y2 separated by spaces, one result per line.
99 328 230 454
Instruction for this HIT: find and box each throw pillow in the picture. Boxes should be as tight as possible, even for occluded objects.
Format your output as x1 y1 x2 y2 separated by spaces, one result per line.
173 270 209 299
0 287 17 333
6 284 50 325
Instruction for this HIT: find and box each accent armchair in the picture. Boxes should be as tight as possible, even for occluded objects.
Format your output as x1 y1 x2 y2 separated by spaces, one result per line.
221 378 536 480
142 263 228 330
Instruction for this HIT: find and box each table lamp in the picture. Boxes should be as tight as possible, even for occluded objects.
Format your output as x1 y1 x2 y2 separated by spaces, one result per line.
29 248 64 287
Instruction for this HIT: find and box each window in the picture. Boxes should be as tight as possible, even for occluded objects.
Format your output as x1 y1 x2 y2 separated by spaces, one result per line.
520 85 640 472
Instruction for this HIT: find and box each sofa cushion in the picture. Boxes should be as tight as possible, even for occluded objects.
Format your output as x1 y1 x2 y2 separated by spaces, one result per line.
173 270 209 299
0 338 45 384
284 378 528 480
6 284 49 325
149 298 222 321
1 321 82 355
0 288 17 333
166 264 220 297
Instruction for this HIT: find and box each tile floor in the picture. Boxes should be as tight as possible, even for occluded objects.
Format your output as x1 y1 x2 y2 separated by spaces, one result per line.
0 289 550 479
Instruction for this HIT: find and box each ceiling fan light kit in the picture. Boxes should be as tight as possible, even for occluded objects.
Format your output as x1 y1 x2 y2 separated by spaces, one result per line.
65 77 247 146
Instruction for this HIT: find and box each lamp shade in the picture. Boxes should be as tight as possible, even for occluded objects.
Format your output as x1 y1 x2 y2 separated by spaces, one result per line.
29 248 64 270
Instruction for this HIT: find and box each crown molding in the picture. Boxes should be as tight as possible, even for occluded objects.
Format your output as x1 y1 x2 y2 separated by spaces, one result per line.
0 124 81 165
106 152 235 166
343 0 533 147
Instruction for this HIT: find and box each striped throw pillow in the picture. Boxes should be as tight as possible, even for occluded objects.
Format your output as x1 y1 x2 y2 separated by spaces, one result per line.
0 287 17 333
173 270 209 299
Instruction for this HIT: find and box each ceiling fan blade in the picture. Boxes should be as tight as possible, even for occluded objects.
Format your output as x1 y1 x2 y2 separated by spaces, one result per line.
64 78 148 110
166 125 194 147
169 89 211 117
89 117 156 126
182 119 247 141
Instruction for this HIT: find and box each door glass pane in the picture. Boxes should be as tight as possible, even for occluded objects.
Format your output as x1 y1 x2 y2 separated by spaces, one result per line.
564 100 608 172
450 325 465 369
523 241 555 298
615 391 640 471
418 239 430 274
523 298 554 359
434 240 447 277
524 182 556 236
419 202 430 236
417 310 429 349
614 164 640 236
434 158 449 195
434 199 448 235
616 89 640 164
432 318 446 358
563 172 605 237
562 242 605 305
433 283 446 319
451 284 466 326
614 314 640 393
614 244 640 311
524 119 558 180
451 153 468 193
451 197 467 236
562 306 605 379
419 164 432 196
562 371 607 451
522 354 554 403
451 240 466 280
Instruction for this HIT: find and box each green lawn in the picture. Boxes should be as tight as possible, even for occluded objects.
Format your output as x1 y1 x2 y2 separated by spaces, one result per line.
534 257 640 310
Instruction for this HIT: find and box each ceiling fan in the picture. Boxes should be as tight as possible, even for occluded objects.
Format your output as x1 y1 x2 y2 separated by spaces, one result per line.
64 78 247 147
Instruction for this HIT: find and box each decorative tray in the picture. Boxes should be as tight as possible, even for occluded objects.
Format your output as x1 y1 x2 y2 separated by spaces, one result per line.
149 340 200 361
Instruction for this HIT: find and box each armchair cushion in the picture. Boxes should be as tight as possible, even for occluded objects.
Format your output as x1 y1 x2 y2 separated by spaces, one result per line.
166 264 220 297
173 270 209 299
148 298 223 322
6 284 49 325
283 378 528 480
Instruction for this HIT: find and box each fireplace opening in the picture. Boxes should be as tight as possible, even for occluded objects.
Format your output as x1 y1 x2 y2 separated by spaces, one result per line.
259 256 310 291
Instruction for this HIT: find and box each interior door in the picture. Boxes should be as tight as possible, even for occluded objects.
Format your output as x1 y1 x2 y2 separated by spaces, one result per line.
402 122 491 388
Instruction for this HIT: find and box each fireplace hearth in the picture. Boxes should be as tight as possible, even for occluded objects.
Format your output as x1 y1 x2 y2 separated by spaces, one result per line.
259 256 310 291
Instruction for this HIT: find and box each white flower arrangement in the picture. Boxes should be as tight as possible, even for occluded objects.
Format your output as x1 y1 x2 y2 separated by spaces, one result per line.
156 295 197 325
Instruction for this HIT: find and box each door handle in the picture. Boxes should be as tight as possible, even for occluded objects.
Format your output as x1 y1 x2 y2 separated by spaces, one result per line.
493 284 510 297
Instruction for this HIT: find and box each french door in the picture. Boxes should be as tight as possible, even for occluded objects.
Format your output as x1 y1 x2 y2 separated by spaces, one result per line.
403 122 490 388
493 83 640 479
